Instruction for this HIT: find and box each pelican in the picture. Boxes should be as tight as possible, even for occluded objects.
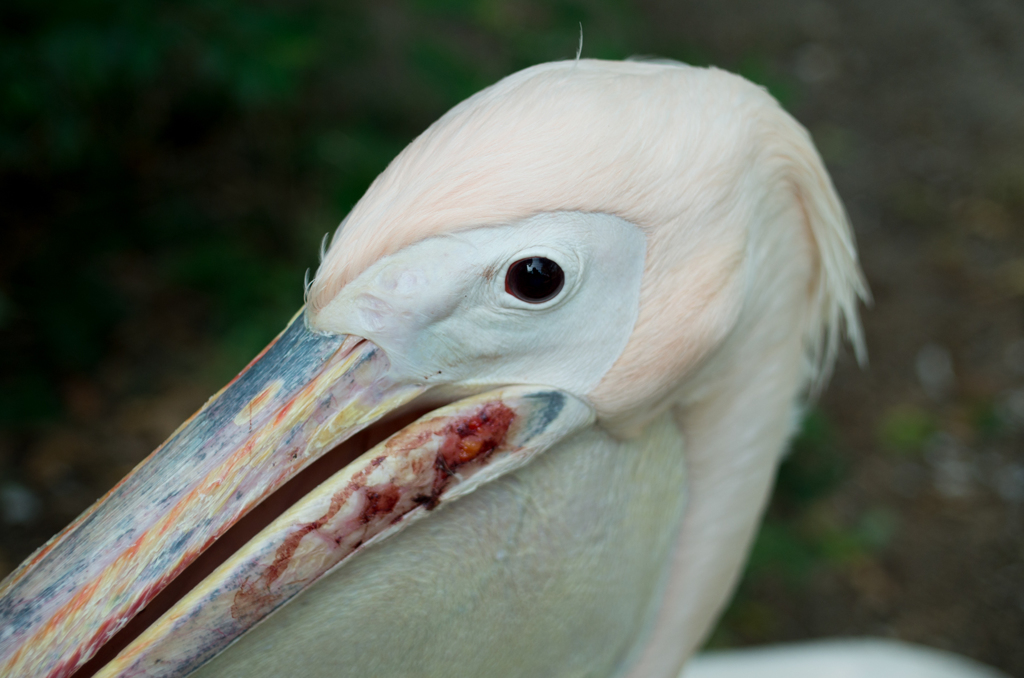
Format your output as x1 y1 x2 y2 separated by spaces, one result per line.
0 59 1005 678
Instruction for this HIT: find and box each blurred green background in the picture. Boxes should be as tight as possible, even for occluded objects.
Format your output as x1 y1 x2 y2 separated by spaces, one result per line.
1 0 1023 674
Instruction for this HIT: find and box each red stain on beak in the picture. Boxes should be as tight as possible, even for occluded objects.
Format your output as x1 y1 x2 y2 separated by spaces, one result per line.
430 403 516 506
444 403 515 465
229 402 516 629
361 485 401 523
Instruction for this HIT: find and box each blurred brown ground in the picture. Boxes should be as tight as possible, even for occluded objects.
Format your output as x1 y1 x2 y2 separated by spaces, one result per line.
1 0 1022 675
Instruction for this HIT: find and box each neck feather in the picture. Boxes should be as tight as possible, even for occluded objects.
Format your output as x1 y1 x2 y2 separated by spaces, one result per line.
625 206 817 677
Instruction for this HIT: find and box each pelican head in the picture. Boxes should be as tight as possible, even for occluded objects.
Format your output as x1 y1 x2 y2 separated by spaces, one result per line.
0 59 866 678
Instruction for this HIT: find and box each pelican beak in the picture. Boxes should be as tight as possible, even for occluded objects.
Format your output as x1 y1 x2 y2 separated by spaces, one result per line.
0 309 594 678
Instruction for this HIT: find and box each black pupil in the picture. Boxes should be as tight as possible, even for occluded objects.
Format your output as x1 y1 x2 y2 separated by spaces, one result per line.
505 257 564 303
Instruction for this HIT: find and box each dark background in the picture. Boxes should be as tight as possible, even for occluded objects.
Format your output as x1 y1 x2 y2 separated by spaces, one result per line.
1 0 1022 674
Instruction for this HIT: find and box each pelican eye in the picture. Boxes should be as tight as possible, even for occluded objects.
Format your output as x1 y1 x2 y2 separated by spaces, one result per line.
505 257 565 303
